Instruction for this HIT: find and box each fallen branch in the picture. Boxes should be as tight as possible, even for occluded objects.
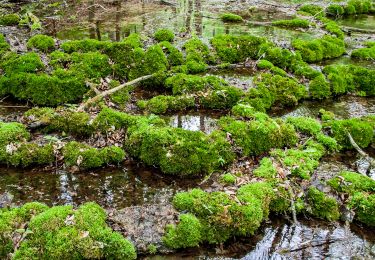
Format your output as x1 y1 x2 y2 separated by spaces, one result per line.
86 82 101 95
286 183 298 224
347 132 375 167
77 75 153 111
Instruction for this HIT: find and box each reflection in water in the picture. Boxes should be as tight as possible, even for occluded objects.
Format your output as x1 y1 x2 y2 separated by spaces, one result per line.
44 0 312 42
169 114 218 133
277 96 375 120
337 14 375 30
0 165 195 209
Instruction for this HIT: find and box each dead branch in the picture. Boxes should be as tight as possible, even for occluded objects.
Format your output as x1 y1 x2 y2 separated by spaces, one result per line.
77 75 153 111
347 132 375 167
342 26 375 34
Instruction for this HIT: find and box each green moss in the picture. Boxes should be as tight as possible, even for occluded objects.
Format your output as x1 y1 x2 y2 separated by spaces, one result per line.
309 74 332 99
183 38 212 73
326 4 345 17
330 117 374 149
27 34 55 52
218 116 298 156
11 202 136 259
140 95 195 114
158 41 184 66
269 187 292 214
0 202 48 258
154 29 175 42
1 52 44 75
345 0 372 15
220 173 236 184
0 14 20 26
61 39 109 53
323 65 355 95
316 132 339 151
349 192 375 226
253 73 307 107
299 4 324 16
69 51 112 80
171 183 273 245
319 109 335 121
253 157 277 178
125 124 235 175
62 142 125 170
0 122 30 162
0 69 88 106
351 44 375 60
292 36 345 63
271 140 325 179
220 13 244 22
272 19 310 28
211 34 267 63
5 143 55 167
286 116 322 136
328 171 375 194
163 214 202 249
306 187 340 221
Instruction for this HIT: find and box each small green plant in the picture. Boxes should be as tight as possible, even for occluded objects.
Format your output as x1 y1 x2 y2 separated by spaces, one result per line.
27 35 55 52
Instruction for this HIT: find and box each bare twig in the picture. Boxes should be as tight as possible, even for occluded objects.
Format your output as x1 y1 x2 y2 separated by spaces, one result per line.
347 132 375 168
86 82 101 95
77 75 153 111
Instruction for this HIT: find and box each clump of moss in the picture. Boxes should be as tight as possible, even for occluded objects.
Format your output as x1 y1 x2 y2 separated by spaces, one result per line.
168 183 274 247
286 116 322 136
138 95 195 114
320 18 345 39
329 117 374 149
27 34 55 52
348 192 375 226
1 52 44 75
154 29 175 42
126 123 235 175
272 18 310 28
220 173 236 184
69 51 112 80
0 122 30 162
158 41 184 66
326 4 345 17
271 140 325 179
183 38 212 73
299 4 324 16
163 214 202 249
211 34 267 64
306 187 340 221
0 14 20 26
309 74 332 100
218 115 298 156
61 39 109 53
7 202 136 259
220 13 244 22
0 202 48 258
62 142 125 170
344 0 372 15
5 143 55 167
351 42 375 60
253 157 277 178
328 171 375 194
292 36 345 63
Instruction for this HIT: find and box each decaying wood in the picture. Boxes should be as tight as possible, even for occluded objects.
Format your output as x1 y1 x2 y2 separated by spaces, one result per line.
342 26 375 34
78 74 153 111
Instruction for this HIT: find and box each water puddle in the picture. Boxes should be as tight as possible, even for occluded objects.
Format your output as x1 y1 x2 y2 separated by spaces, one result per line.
0 164 198 209
319 56 375 70
337 14 375 30
168 111 219 134
275 96 375 119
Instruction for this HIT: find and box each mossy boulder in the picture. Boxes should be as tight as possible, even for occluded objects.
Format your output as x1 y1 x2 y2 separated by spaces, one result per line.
183 38 212 73
348 192 375 226
328 171 375 194
309 74 332 100
306 187 340 221
220 13 243 22
218 116 298 156
272 19 310 28
0 122 30 162
7 202 137 259
211 34 267 63
154 29 174 42
27 34 55 52
125 124 235 175
329 117 374 149
0 14 20 26
62 142 125 170
292 36 345 63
